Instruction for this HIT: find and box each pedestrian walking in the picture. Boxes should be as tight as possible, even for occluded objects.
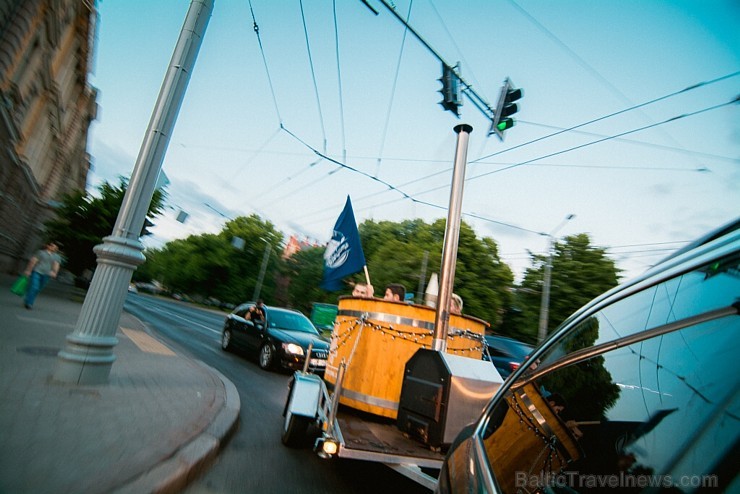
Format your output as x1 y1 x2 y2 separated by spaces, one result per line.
23 241 62 309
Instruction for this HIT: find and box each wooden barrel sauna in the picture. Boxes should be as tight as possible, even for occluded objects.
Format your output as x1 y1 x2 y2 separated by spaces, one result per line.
324 296 489 419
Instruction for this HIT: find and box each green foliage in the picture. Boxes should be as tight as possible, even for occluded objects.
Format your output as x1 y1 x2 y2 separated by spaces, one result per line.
284 246 338 314
137 214 284 306
44 177 165 276
514 233 620 343
355 218 513 326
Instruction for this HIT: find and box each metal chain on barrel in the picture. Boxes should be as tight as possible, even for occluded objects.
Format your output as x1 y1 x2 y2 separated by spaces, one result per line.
330 316 486 354
509 392 566 476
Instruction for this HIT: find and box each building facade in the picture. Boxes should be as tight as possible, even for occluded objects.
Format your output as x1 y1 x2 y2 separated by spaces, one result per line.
0 0 97 273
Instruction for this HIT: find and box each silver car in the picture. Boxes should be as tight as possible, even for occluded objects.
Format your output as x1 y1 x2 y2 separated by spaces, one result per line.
438 219 740 493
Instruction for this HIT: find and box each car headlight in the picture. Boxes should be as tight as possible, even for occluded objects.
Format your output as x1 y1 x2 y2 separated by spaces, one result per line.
282 342 304 356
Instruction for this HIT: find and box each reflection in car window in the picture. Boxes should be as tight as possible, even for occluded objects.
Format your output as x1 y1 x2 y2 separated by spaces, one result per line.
479 257 739 493
268 310 318 334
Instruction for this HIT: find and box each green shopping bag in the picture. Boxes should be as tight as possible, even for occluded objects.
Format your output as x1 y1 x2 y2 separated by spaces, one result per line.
11 275 28 296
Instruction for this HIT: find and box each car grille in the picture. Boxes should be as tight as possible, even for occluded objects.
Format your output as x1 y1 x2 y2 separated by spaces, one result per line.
310 349 328 360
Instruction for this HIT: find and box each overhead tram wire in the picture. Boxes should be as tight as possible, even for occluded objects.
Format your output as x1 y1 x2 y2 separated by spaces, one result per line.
428 0 489 104
467 98 739 183
332 0 347 164
285 97 737 236
287 84 737 230
508 0 717 172
375 0 414 179
514 121 735 166
244 1 334 207
261 160 342 209
280 124 544 237
472 71 740 164
274 72 736 239
230 127 281 182
307 73 739 211
249 157 323 203
398 98 739 200
248 0 282 125
299 0 328 153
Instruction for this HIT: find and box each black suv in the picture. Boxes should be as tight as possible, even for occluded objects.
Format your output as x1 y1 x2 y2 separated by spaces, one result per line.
438 219 739 493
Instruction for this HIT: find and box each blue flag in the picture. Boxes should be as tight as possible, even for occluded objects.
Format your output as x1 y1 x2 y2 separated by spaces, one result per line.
321 196 366 291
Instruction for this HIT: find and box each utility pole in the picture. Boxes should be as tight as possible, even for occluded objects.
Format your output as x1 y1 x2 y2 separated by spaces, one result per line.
54 0 214 384
537 214 575 343
252 240 271 301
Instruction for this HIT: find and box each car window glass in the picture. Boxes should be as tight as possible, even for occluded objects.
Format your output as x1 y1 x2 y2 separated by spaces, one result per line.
269 310 318 334
478 257 739 493
532 256 740 369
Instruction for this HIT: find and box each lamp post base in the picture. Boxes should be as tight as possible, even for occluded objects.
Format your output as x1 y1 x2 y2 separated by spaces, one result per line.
54 334 118 385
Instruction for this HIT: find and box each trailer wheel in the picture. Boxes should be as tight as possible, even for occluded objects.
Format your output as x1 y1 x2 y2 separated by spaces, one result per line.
282 409 309 447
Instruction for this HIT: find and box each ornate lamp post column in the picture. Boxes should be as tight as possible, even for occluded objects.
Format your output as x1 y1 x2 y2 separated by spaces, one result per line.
54 0 214 384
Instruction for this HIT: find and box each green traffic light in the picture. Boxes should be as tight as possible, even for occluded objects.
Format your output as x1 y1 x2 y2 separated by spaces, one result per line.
496 118 514 131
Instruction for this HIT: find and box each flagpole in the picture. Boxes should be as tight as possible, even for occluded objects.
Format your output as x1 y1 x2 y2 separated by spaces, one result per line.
363 265 371 286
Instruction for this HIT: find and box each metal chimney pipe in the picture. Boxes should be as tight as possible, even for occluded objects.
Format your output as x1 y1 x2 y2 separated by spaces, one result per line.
432 124 472 352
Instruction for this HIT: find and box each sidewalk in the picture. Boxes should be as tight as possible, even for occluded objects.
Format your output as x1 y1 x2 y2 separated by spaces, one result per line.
0 274 240 494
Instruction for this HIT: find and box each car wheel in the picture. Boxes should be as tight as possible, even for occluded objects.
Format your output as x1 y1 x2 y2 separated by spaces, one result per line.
281 409 310 447
259 343 275 370
221 329 232 351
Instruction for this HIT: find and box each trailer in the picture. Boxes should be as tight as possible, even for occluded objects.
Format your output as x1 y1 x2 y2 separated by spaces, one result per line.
281 300 504 490
280 124 504 489
282 359 447 490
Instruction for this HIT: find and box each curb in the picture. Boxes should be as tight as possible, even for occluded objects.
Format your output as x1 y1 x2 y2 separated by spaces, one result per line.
113 364 240 494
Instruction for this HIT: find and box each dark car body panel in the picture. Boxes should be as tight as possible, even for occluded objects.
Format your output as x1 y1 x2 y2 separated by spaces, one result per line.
483 335 534 379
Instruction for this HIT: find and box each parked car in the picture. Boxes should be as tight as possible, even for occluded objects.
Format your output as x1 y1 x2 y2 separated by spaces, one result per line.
221 303 329 374
483 334 534 379
438 219 740 493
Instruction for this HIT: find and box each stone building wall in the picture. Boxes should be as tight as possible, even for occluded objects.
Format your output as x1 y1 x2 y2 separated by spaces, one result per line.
0 0 97 273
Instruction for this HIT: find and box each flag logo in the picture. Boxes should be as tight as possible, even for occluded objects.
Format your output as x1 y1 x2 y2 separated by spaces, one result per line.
324 231 351 269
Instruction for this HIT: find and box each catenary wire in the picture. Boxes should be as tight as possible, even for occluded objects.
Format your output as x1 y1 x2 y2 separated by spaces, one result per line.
472 71 740 164
332 0 347 163
376 0 414 179
299 0 328 153
507 0 715 172
247 0 282 124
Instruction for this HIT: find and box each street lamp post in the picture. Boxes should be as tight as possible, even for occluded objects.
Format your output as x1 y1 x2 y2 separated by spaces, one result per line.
53 0 213 385
537 214 575 344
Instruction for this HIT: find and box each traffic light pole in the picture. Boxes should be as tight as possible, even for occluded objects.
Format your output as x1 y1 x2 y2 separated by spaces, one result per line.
53 0 214 385
371 0 498 122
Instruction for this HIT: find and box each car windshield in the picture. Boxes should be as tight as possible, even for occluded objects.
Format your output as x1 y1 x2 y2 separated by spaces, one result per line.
268 310 319 335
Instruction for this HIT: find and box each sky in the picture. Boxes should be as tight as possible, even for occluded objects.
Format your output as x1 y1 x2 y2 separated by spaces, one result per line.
86 0 739 283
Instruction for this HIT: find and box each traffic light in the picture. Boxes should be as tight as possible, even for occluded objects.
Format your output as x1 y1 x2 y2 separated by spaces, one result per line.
490 78 523 140
438 63 462 116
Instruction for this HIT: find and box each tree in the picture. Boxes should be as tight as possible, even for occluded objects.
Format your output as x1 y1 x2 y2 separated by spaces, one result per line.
514 233 620 343
136 214 284 306
284 246 338 314
44 178 165 277
356 218 513 326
